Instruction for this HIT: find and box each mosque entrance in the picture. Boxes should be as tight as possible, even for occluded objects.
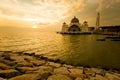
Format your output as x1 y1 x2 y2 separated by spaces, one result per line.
68 25 81 32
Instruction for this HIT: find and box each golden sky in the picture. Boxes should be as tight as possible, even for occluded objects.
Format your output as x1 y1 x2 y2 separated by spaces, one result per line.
0 0 120 30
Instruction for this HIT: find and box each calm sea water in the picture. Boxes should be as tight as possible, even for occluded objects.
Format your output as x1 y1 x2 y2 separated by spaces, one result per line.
0 27 120 69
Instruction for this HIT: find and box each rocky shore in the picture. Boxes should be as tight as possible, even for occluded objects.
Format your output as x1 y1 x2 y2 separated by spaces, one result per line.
0 51 120 80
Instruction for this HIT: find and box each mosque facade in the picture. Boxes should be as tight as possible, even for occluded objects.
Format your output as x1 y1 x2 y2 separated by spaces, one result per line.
61 16 89 33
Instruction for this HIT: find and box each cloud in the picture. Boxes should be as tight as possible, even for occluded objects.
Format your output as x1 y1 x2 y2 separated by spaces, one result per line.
0 0 86 23
97 0 120 12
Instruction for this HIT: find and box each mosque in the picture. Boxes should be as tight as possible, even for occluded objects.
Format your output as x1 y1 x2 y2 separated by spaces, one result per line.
60 16 89 34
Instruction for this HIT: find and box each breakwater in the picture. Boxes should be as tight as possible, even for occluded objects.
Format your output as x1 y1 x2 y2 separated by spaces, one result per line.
0 51 120 80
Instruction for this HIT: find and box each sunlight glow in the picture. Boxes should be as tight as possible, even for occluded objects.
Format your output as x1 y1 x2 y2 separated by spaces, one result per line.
32 25 38 29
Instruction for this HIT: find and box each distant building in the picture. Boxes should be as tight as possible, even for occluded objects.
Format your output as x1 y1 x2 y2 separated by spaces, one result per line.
61 16 89 33
99 25 120 32
96 12 100 29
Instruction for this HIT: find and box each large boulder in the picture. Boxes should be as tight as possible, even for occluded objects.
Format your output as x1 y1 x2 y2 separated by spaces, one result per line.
69 68 85 78
16 67 39 73
0 63 13 70
46 62 61 68
62 64 74 69
8 74 40 80
30 60 46 66
47 74 72 80
35 66 53 74
84 68 96 77
90 75 107 80
0 58 17 66
54 67 70 75
105 73 120 80
9 72 51 80
0 69 20 78
91 68 105 76
16 61 33 67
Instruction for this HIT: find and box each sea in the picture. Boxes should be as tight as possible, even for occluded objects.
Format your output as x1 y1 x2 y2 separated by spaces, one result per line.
0 27 120 69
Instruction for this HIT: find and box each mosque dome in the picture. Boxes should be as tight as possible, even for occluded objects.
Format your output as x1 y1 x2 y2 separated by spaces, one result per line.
84 21 87 23
71 16 79 23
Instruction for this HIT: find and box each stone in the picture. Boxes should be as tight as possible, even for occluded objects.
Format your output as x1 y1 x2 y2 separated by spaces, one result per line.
0 69 20 78
54 67 70 75
16 61 33 67
16 67 39 73
0 58 17 66
2 53 11 60
30 60 46 66
10 55 24 63
0 77 7 80
105 73 120 80
0 63 13 70
35 66 53 74
38 72 52 80
28 53 35 56
8 73 41 80
91 68 105 76
75 77 83 80
69 68 83 74
69 68 85 78
0 52 4 57
90 75 107 80
62 64 74 68
47 74 72 80
84 68 96 77
46 62 61 67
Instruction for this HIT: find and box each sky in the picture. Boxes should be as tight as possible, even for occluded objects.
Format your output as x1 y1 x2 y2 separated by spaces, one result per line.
0 0 120 30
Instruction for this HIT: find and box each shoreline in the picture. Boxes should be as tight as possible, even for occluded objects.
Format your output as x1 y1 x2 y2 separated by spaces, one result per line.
0 51 120 80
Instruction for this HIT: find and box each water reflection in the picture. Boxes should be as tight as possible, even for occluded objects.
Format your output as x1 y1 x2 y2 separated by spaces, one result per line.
0 28 120 69
59 34 120 68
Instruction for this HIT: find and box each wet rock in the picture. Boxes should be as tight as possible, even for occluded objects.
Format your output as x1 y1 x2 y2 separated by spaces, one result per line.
90 75 107 80
3 51 12 53
0 52 4 57
10 55 24 63
33 54 42 60
0 77 7 80
15 52 24 55
75 77 83 80
54 59 61 63
40 56 49 60
36 66 53 73
23 53 30 55
46 62 61 68
0 69 20 78
0 63 13 70
62 64 74 69
16 61 33 67
105 73 120 80
91 68 105 76
30 60 46 66
8 73 41 80
0 58 17 66
54 67 70 75
2 54 11 61
47 74 72 80
16 67 39 73
28 53 35 56
84 68 96 77
69 68 85 78
38 72 52 80
69 68 83 74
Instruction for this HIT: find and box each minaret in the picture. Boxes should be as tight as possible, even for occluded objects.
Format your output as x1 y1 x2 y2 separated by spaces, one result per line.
62 22 68 32
82 21 88 32
96 12 100 29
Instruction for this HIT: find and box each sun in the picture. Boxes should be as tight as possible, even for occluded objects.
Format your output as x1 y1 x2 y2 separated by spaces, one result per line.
32 25 38 29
